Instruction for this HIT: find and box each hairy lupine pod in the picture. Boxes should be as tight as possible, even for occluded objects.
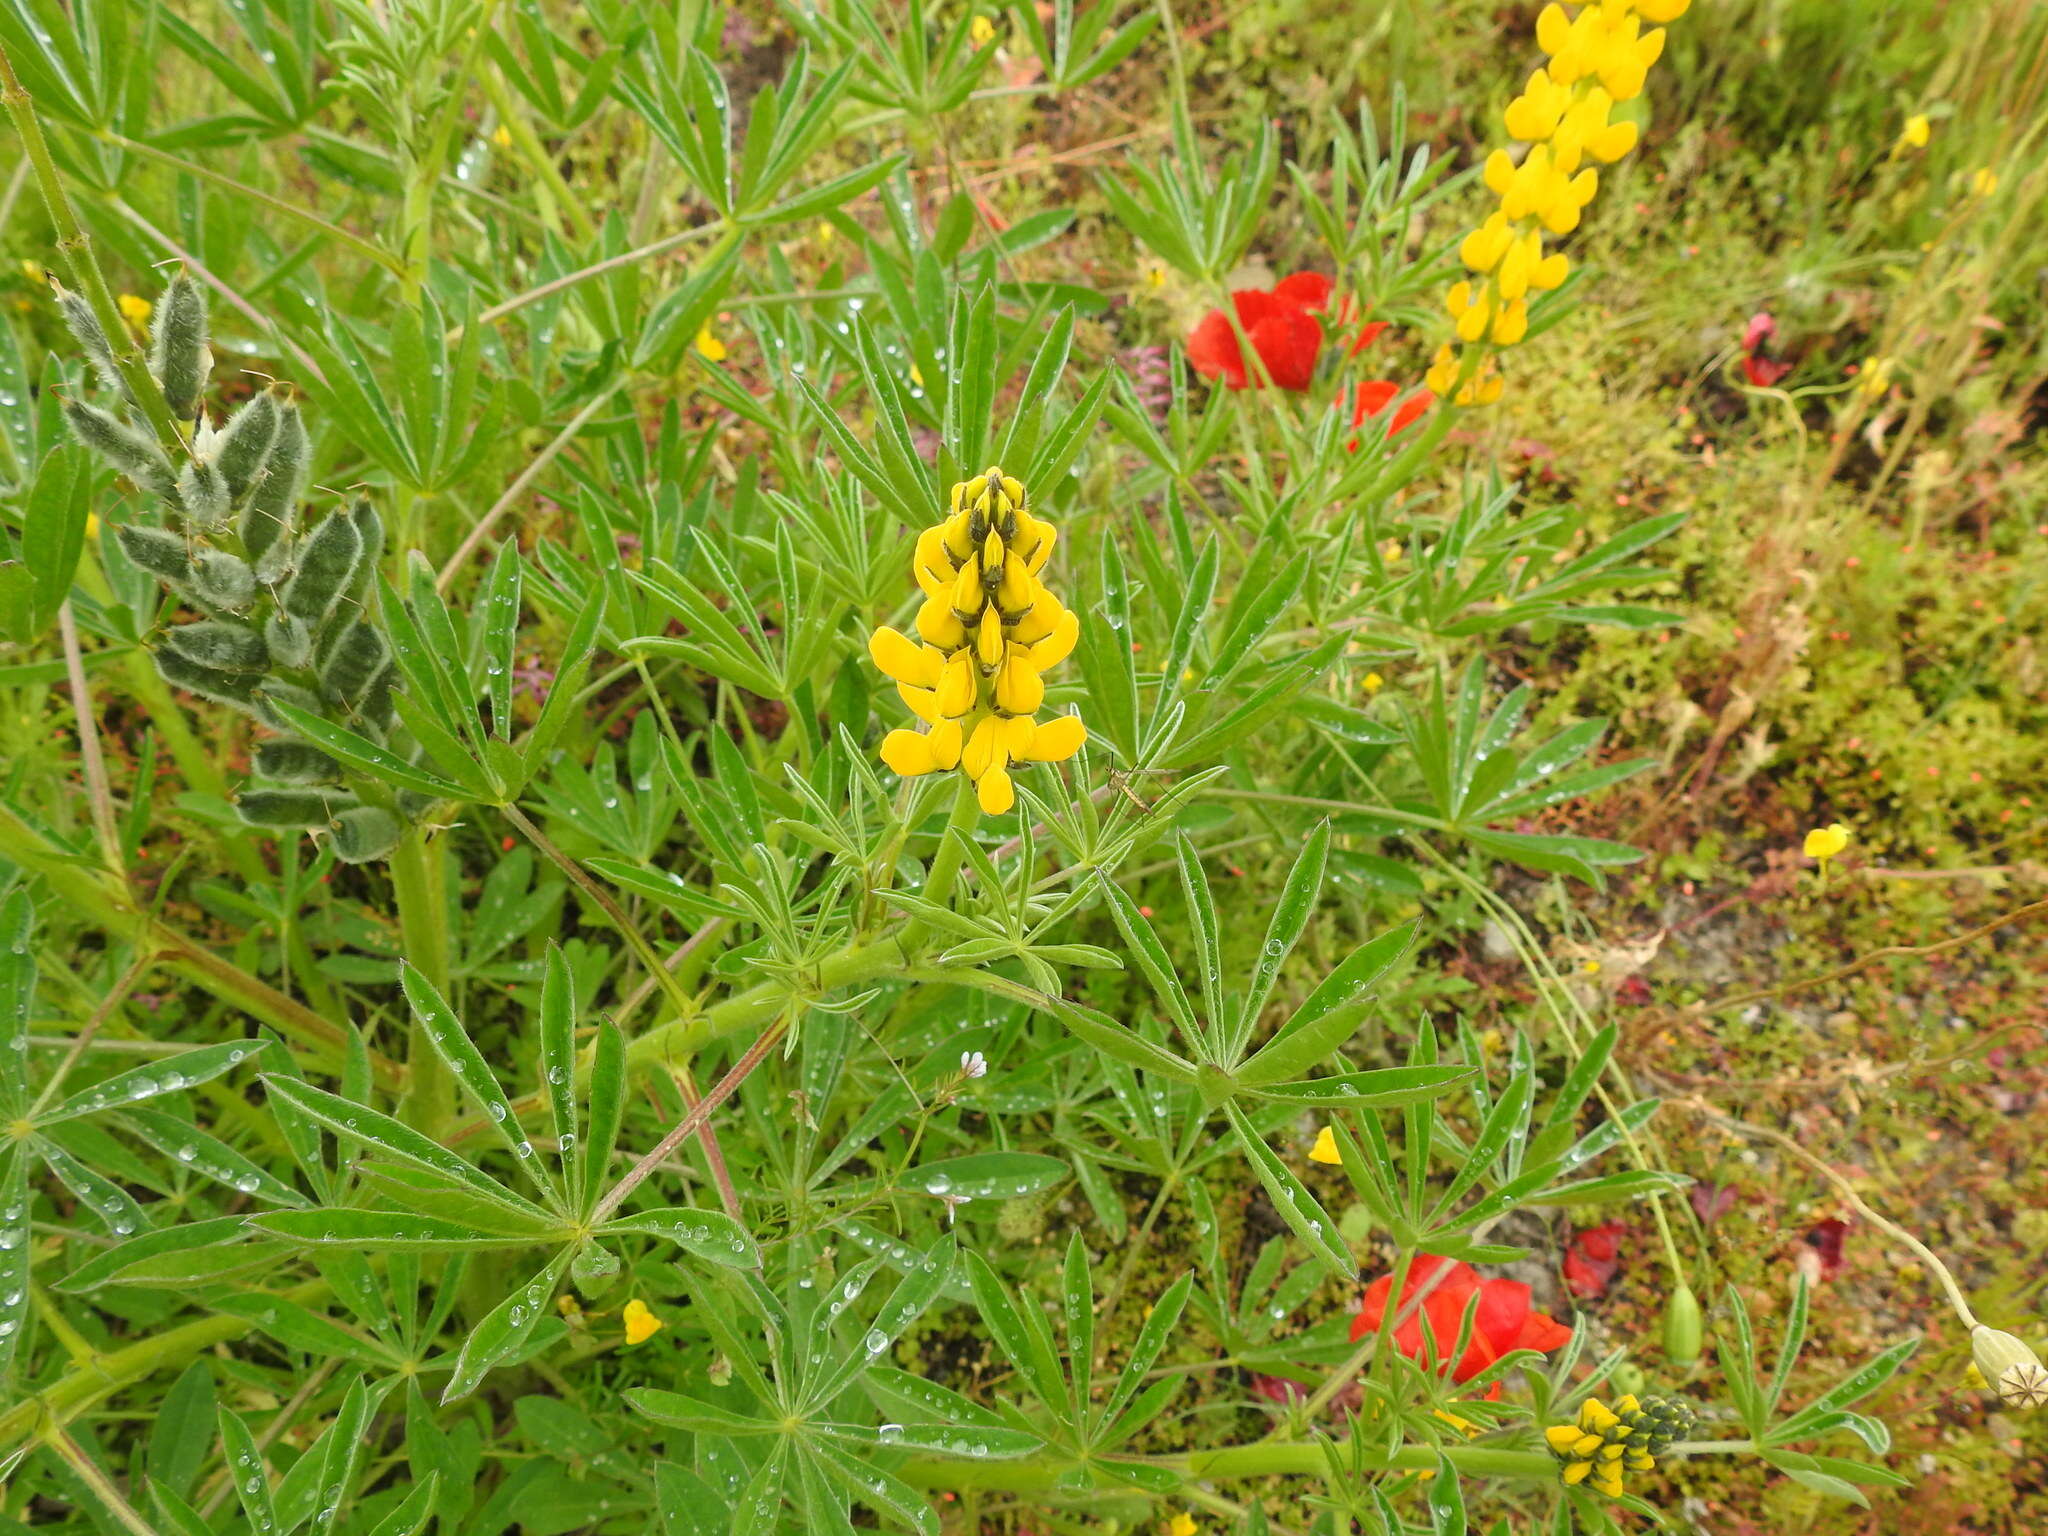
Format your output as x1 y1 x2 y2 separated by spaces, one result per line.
253 739 344 785
236 788 355 829
176 457 231 530
320 618 390 704
64 399 177 498
115 524 195 582
360 663 398 732
213 390 281 505
240 397 308 563
54 285 125 398
264 614 314 671
252 681 326 733
340 497 383 612
282 509 363 627
149 272 211 420
329 805 404 863
184 548 257 612
155 648 261 714
253 535 295 588
160 620 268 674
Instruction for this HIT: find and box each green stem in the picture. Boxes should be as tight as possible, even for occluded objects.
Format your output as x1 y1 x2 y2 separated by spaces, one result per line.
390 827 455 1132
893 777 981 954
0 41 184 453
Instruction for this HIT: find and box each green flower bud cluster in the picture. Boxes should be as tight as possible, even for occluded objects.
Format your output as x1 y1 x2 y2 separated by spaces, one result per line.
58 272 416 862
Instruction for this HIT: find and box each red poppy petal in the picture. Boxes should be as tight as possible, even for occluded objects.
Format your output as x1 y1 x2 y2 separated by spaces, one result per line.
1514 1309 1574 1353
1350 379 1399 424
1273 271 1334 311
1391 392 1433 435
1474 1277 1532 1351
1251 309 1323 390
1348 319 1390 355
1188 310 1249 389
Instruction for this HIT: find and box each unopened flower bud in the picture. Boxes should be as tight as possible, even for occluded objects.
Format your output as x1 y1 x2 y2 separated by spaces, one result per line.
1662 1282 1704 1366
1971 1325 2047 1410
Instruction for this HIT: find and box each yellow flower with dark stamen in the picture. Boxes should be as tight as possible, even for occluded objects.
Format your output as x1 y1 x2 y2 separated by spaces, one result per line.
1437 0 1688 405
1545 1393 1693 1498
870 467 1086 815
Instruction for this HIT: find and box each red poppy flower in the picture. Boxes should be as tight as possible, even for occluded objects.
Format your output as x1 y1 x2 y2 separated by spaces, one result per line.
1346 380 1433 449
1562 1221 1627 1299
1739 310 1791 387
1187 272 1335 391
1350 1254 1573 1398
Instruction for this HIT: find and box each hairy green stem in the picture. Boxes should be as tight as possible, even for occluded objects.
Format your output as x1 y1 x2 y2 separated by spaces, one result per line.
390 827 455 1133
897 1439 1558 1494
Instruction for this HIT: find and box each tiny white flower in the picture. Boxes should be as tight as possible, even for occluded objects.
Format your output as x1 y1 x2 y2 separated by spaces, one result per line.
960 1050 988 1079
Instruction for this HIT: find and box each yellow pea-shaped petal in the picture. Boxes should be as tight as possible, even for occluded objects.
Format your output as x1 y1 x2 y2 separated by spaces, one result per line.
976 765 1015 816
961 715 1002 780
928 717 963 769
869 626 941 688
880 730 939 777
976 608 1004 666
898 683 940 723
1023 714 1086 762
916 597 965 650
936 651 977 718
1028 608 1080 672
994 654 1045 715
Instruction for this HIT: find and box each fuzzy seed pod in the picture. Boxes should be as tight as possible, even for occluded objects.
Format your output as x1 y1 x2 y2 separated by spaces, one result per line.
154 648 260 714
54 286 125 398
264 614 314 671
176 457 231 530
149 272 210 419
282 508 362 627
329 805 403 863
251 681 325 733
212 390 280 505
115 525 194 582
184 548 257 611
253 739 343 785
237 788 353 829
160 620 268 674
253 535 295 589
240 397 308 562
64 399 176 498
320 620 392 710
341 497 383 611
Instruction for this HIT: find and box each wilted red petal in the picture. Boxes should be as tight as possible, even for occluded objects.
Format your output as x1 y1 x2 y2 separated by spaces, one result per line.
1575 1222 1626 1263
1691 1182 1739 1225
1249 1372 1311 1405
1742 353 1792 388
1742 310 1777 352
1803 1218 1849 1280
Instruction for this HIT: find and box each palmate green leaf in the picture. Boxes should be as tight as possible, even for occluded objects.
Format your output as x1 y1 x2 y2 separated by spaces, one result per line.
599 1207 760 1269
809 1437 937 1536
258 1074 554 1227
41 1038 269 1123
627 1390 776 1435
40 1138 148 1238
1226 819 1330 1060
1239 920 1417 1085
117 1106 309 1206
0 1147 29 1372
904 1153 1067 1202
1223 1101 1351 1278
581 1021 627 1208
1246 1066 1473 1107
218 1405 278 1536
444 1248 573 1402
268 701 475 802
1 892 40 1119
399 962 563 1210
1100 1270 1192 1432
964 1251 1068 1413
250 1209 562 1251
210 1291 398 1370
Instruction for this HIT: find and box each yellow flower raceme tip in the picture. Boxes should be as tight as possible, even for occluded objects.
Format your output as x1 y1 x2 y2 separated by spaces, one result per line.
492 124 513 148
1897 112 1931 151
1363 672 1384 695
1545 1393 1693 1498
695 324 727 362
869 467 1086 814
1969 166 1998 197
1167 1515 1198 1536
117 293 152 325
1856 356 1893 398
622 1298 664 1345
1803 823 1850 862
970 14 996 46
1308 1126 1340 1164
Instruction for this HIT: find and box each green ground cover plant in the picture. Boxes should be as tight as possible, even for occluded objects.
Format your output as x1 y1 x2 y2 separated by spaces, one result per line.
1 0 2043 1532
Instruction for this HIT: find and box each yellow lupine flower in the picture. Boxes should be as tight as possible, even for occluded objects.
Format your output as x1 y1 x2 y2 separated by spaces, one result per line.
1362 671 1384 695
117 293 153 326
1969 166 1999 197
622 1298 664 1345
970 14 996 47
1544 1393 1693 1498
694 324 727 362
491 124 513 149
1895 112 1931 153
1437 0 1687 404
1855 355 1893 398
1166 1515 1198 1536
870 467 1086 815
1308 1126 1340 1164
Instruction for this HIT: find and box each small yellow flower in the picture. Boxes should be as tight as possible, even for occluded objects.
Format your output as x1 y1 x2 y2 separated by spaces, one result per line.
814 220 836 246
19 260 45 284
694 324 727 363
1855 356 1893 399
1969 166 1999 197
1167 1515 1198 1536
622 1298 664 1345
909 362 925 387
1380 538 1404 564
556 1294 582 1318
491 124 513 149
1362 672 1384 696
1144 262 1167 291
1894 113 1931 153
1803 822 1851 867
85 513 100 541
970 14 996 47
1580 959 1601 975
117 293 152 326
1308 1126 1340 1164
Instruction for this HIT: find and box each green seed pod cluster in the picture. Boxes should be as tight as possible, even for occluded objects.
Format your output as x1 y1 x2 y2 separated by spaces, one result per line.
61 272 421 863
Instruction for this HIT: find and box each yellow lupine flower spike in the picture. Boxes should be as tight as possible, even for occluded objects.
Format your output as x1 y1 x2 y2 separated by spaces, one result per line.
872 466 1086 816
1439 0 1688 405
1545 1393 1694 1499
